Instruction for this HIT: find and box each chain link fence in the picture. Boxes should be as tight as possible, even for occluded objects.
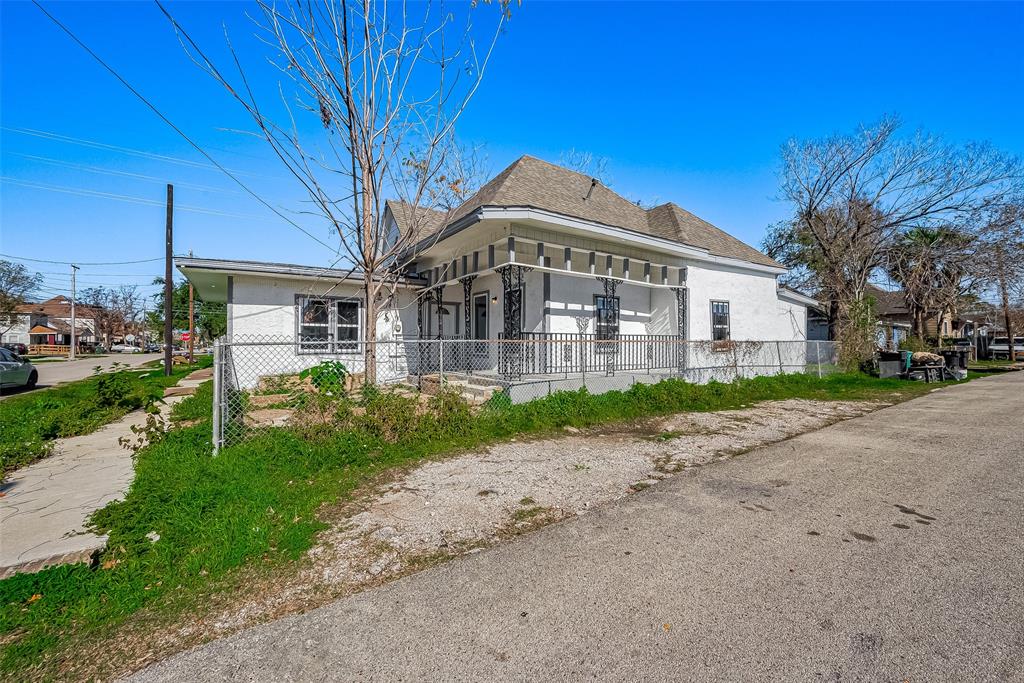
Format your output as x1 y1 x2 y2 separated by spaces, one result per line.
212 336 839 452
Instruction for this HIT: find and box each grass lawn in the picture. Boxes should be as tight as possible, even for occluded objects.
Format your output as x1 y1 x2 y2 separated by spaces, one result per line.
968 358 1018 369
0 371 977 680
0 357 212 476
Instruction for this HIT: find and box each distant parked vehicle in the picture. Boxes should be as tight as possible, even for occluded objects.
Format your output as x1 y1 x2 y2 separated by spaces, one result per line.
121 345 142 354
1 342 28 356
144 343 160 353
0 347 38 390
988 337 1024 360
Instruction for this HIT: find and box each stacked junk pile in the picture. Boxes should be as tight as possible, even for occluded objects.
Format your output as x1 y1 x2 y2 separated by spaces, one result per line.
878 349 969 383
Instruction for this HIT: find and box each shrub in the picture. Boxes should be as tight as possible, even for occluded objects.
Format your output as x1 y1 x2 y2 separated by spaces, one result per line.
299 361 349 396
898 335 931 353
355 388 420 443
96 372 138 408
424 387 472 438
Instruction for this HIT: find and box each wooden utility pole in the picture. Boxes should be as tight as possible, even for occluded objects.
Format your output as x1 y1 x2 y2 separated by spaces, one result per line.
69 264 79 360
188 250 195 363
164 184 174 376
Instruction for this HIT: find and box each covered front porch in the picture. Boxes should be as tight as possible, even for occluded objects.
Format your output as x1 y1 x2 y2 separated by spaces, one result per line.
410 227 690 380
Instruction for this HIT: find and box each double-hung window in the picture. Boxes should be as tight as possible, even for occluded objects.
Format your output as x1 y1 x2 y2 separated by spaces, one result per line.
711 301 730 341
297 295 361 354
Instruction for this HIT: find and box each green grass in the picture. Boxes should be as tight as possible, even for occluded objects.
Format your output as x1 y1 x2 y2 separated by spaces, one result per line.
0 357 212 476
968 358 1017 369
0 371 964 680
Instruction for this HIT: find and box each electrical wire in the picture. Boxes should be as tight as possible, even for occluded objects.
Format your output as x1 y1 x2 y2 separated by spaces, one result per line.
6 153 243 195
2 127 271 179
1 253 163 266
1 177 271 220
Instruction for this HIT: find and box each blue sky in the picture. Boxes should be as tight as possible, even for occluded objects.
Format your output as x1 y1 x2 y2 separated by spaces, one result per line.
1 1 1022 301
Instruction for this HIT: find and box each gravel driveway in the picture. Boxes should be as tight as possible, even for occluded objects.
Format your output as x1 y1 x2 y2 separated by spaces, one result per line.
130 372 1024 682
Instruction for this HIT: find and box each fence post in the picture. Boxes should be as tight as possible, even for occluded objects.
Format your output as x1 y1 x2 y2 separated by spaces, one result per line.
212 338 221 455
776 341 784 374
439 338 444 386
816 341 823 379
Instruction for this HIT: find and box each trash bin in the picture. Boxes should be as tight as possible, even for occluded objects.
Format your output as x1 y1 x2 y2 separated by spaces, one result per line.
939 349 968 370
878 351 903 379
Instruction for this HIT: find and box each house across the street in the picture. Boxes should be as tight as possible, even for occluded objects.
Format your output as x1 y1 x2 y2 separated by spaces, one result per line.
2 295 98 353
178 155 824 400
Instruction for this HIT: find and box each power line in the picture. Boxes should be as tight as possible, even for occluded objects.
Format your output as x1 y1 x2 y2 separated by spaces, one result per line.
35 270 161 277
2 127 273 180
1 252 163 266
1 177 271 220
30 1 338 253
6 152 243 195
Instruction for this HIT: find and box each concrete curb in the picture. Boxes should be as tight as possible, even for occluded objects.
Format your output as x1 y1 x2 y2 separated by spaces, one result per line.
0 543 104 580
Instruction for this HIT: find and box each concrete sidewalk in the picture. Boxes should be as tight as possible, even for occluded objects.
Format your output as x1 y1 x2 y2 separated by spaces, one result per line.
129 372 1023 682
0 369 211 578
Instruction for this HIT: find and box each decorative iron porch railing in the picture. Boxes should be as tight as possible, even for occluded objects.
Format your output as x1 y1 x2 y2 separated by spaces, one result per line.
498 332 686 377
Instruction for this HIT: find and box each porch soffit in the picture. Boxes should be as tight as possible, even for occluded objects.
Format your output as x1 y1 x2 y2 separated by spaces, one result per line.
415 223 688 290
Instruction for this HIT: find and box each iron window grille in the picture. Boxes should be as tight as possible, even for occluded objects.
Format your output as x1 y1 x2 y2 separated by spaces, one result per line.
711 300 730 342
594 294 620 354
295 294 361 354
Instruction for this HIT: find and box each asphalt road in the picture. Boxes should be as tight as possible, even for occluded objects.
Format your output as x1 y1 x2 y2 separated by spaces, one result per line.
0 353 163 398
130 372 1024 682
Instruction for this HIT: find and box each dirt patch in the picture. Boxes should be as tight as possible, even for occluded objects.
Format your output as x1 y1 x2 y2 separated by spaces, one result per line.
201 398 882 636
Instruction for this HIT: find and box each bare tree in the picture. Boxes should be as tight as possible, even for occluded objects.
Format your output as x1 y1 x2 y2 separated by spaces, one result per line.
769 116 1021 364
161 0 514 380
81 287 117 347
559 148 611 184
80 285 142 347
0 259 41 337
977 204 1024 360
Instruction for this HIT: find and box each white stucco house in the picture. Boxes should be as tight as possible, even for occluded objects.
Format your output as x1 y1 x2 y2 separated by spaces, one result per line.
179 155 820 396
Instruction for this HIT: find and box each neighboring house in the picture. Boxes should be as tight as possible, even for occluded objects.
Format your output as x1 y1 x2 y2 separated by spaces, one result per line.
15 296 98 348
178 155 819 393
866 285 966 348
1 313 32 346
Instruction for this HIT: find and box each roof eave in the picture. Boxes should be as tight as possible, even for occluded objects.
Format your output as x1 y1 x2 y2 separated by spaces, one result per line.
404 205 785 275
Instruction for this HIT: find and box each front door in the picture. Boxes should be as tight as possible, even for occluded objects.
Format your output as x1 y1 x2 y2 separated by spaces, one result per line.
473 293 488 339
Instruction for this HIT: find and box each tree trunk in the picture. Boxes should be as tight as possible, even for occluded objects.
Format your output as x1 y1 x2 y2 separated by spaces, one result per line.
827 299 840 341
364 270 377 384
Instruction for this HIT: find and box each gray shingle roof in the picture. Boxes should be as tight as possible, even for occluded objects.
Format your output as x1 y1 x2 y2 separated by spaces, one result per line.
645 202 781 267
394 155 781 268
385 200 448 241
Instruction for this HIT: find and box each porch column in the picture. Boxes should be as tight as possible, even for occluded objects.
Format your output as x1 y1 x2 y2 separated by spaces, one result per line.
497 264 532 380
673 286 688 372
460 275 477 340
435 285 444 340
416 293 425 340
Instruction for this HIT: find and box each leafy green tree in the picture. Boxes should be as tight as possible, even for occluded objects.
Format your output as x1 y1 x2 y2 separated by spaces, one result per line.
147 278 226 342
0 259 41 337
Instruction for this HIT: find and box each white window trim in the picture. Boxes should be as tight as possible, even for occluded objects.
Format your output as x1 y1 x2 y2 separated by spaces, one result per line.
295 294 363 355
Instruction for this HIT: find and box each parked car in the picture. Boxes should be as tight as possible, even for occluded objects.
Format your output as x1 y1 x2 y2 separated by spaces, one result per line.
0 347 38 390
121 345 142 353
1 342 28 356
988 337 1024 360
144 343 160 353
